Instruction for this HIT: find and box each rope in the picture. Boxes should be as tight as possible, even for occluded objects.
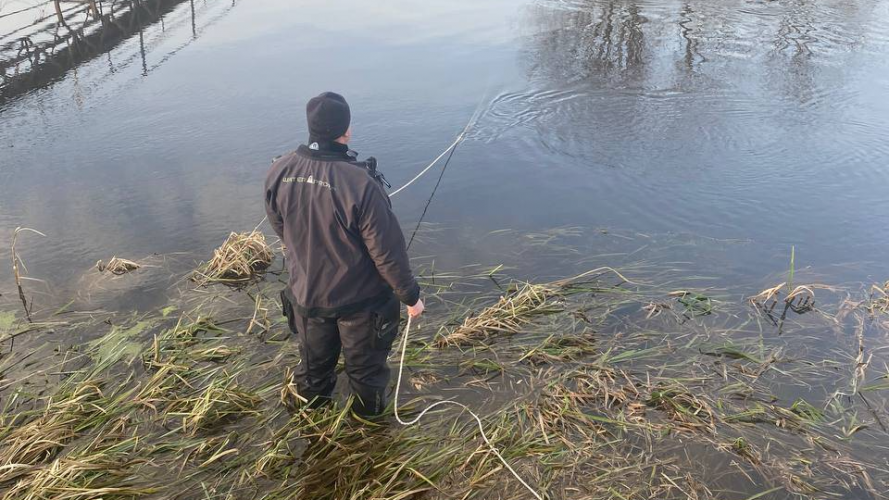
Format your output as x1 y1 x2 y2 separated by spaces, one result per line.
393 315 544 500
389 92 543 499
389 93 487 198
388 132 465 198
406 136 459 250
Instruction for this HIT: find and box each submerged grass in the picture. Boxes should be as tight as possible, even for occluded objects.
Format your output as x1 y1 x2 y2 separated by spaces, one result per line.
0 382 106 484
646 383 716 431
1 257 888 499
519 332 598 365
438 267 632 347
439 282 563 346
868 281 889 314
95 257 141 275
2 438 158 500
164 378 261 436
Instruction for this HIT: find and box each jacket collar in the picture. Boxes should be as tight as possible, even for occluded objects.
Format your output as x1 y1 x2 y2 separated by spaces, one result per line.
297 140 356 162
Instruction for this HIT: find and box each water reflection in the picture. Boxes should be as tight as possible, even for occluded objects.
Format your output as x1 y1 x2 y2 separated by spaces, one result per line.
523 0 887 85
503 0 889 153
471 0 889 287
678 2 704 71
524 1 647 83
1 0 888 312
0 0 215 104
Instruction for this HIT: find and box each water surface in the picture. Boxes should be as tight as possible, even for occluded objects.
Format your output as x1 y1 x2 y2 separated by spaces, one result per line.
2 0 888 308
2 1 889 498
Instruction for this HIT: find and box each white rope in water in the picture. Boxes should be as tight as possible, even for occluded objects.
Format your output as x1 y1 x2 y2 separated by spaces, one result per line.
393 315 544 500
388 132 466 198
388 93 488 198
388 90 542 498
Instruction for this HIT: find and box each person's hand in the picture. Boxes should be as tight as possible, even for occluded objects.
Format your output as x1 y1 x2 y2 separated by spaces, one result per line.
407 299 425 319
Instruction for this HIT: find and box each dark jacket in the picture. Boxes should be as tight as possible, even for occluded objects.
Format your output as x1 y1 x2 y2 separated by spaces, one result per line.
265 142 420 317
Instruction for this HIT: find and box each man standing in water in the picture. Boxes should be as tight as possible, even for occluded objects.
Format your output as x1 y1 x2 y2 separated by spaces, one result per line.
265 92 424 417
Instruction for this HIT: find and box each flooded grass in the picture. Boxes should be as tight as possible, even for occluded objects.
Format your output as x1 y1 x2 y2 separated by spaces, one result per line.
95 257 142 275
1 244 888 499
439 281 564 347
4 0 889 494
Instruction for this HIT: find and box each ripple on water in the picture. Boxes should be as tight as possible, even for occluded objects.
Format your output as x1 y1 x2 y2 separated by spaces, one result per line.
463 0 889 253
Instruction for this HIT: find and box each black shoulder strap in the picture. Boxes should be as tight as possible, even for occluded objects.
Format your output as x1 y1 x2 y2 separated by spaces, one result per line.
349 155 391 189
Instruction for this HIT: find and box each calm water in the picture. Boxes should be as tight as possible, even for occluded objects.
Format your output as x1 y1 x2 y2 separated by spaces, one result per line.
2 3 889 498
1 0 889 307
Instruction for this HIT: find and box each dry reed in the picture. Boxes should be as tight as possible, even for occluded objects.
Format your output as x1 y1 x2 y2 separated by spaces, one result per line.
439 267 633 347
0 383 104 484
439 282 563 346
2 442 156 500
192 231 274 286
868 281 889 314
1 260 886 500
10 227 45 323
164 379 261 435
95 257 141 275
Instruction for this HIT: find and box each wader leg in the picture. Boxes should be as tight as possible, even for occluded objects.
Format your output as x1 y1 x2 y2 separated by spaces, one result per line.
337 296 401 416
282 292 340 407
294 315 341 406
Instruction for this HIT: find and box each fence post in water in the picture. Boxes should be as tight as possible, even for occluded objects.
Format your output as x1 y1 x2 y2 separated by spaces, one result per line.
88 0 101 20
53 0 65 26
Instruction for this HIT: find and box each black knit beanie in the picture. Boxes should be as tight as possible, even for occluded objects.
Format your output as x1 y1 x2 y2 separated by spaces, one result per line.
306 92 351 143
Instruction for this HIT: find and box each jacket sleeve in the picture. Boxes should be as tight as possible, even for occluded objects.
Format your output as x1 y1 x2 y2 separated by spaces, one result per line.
358 181 421 306
265 179 285 240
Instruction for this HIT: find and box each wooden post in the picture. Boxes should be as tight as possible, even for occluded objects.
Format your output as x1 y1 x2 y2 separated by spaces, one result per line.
53 0 65 26
88 0 101 20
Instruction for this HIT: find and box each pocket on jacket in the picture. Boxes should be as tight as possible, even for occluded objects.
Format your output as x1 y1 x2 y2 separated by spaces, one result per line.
371 296 401 351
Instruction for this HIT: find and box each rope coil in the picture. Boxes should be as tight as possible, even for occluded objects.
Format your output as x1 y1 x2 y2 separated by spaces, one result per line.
393 315 544 500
